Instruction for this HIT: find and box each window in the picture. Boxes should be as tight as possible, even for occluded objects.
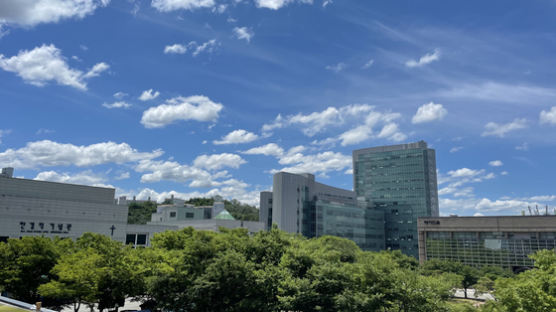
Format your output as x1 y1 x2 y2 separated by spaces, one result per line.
170 211 177 218
136 234 147 245
0 236 8 243
125 234 136 245
186 212 194 218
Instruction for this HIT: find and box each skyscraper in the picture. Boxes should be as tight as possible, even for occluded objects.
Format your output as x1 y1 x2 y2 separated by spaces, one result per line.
353 141 439 258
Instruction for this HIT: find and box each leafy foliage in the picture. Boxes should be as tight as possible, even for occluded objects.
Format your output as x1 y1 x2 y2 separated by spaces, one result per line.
1 229 554 312
127 201 157 224
185 196 259 221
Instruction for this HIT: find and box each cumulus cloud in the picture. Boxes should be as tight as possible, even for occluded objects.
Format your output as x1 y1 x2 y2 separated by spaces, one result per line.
164 40 218 56
325 62 346 73
0 44 107 90
131 180 263 206
164 44 187 54
193 153 246 170
276 150 352 176
262 104 405 145
242 143 284 157
488 160 503 167
213 129 259 145
254 0 312 10
192 39 218 56
539 106 556 125
233 27 254 42
141 95 223 128
151 0 215 11
481 118 527 137
138 89 160 101
34 170 110 187
412 102 447 124
0 0 110 28
405 49 440 68
102 101 131 109
135 159 216 187
0 140 163 169
82 62 109 79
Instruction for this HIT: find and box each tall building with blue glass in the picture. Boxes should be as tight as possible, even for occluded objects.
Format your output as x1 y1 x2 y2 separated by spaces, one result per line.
353 141 439 258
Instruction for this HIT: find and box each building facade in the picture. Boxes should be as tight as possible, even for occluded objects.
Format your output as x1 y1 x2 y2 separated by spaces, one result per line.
353 141 439 258
0 168 129 243
0 168 264 247
260 172 385 251
418 216 556 271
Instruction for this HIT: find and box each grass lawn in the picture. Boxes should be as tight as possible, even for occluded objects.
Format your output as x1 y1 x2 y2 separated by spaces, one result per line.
0 303 29 312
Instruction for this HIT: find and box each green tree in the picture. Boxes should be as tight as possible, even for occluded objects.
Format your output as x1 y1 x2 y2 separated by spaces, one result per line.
0 236 64 303
39 233 139 312
422 259 480 299
127 201 157 224
483 250 556 312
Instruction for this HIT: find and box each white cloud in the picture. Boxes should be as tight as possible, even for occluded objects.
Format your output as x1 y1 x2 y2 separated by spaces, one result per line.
0 0 109 27
164 44 187 54
192 39 217 56
34 170 110 187
213 129 259 145
539 106 556 125
132 180 263 206
165 40 218 56
262 104 405 145
325 62 346 73
243 143 284 157
405 49 440 68
412 102 447 124
0 44 107 90
36 128 54 135
0 140 163 169
488 160 503 167
141 95 223 128
481 118 527 137
102 101 131 109
138 89 160 101
151 0 215 11
82 62 109 79
233 27 254 42
135 159 216 187
515 142 529 151
113 91 128 99
193 153 246 170
115 171 130 180
362 59 374 69
254 0 312 10
501 171 509 176
276 151 351 176
449 146 463 153
447 168 484 178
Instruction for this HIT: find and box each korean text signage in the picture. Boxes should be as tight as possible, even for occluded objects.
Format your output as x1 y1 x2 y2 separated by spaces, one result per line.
424 220 440 225
20 221 72 234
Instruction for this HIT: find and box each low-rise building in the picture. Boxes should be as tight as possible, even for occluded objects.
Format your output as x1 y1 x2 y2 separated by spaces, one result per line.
418 215 556 271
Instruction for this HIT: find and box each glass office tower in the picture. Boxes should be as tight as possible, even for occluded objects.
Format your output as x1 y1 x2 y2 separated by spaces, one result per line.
353 141 439 258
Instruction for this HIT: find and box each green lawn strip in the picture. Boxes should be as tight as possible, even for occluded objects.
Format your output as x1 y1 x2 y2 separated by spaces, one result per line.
0 303 30 312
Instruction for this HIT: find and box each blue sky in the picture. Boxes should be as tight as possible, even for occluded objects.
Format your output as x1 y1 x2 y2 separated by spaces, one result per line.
1 0 556 216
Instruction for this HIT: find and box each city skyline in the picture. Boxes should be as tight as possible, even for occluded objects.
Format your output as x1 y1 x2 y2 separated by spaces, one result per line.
1 1 556 216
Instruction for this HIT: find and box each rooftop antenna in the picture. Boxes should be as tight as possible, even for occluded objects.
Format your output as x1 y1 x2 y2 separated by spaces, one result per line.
528 206 532 215
535 205 540 215
546 205 549 216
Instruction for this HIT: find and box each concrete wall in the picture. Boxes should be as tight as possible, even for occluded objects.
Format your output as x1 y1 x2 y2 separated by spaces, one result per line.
0 176 128 242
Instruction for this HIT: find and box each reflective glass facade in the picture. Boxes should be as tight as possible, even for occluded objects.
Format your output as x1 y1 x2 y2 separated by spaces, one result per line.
353 141 438 258
425 231 556 269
